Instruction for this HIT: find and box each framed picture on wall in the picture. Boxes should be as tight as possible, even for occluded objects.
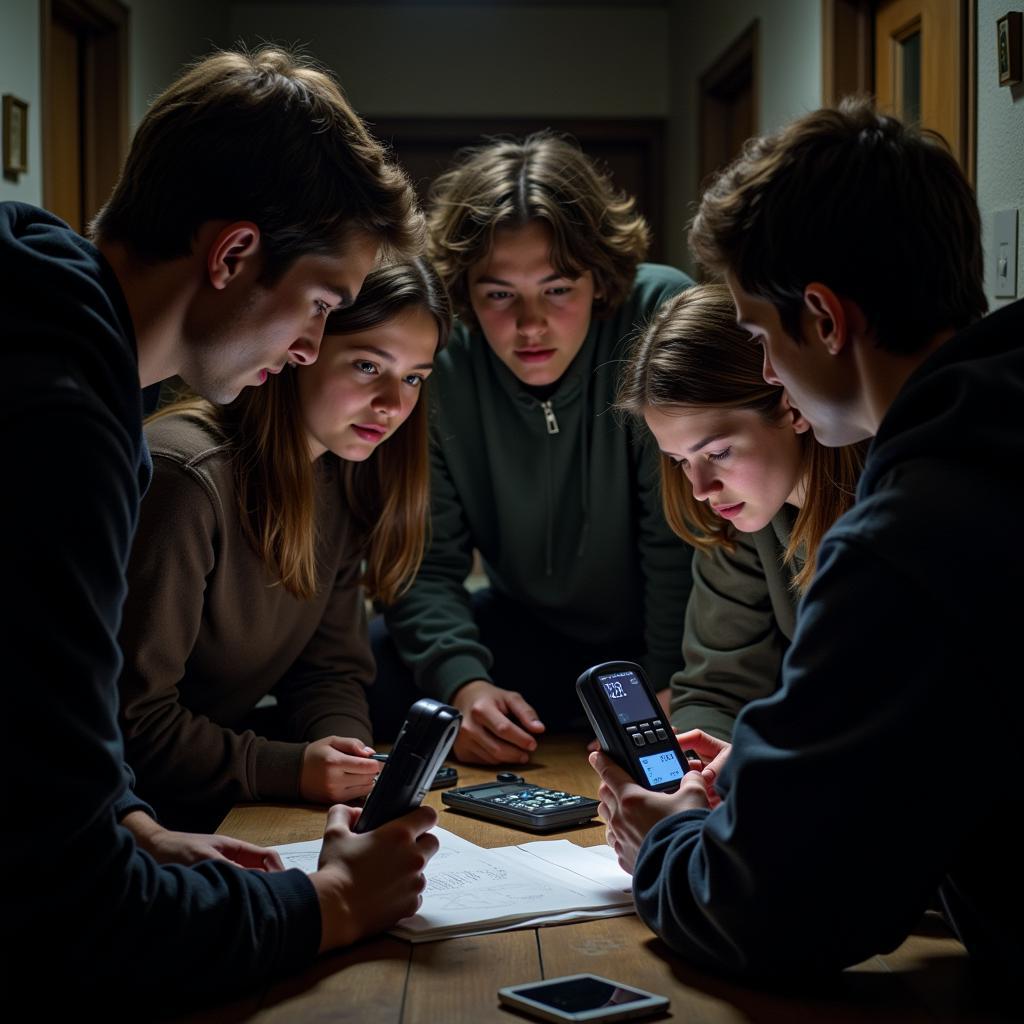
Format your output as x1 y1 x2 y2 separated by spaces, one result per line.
997 12 1022 86
3 94 29 180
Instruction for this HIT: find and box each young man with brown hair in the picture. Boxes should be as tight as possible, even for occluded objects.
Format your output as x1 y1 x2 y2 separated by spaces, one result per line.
372 133 694 765
591 98 1023 980
1 47 436 1002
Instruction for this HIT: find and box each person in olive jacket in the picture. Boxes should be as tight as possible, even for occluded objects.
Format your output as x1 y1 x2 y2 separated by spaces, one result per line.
616 282 864 741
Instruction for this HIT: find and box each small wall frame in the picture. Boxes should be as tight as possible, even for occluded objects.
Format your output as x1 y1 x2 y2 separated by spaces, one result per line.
2 94 29 181
997 11 1023 86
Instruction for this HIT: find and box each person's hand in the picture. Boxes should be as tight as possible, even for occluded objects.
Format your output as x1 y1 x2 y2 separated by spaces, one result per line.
450 680 545 765
300 736 381 804
121 811 283 870
588 751 710 874
311 803 440 952
675 728 731 807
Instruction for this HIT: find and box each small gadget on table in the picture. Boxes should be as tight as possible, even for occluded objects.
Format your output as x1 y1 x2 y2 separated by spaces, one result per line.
371 753 458 790
498 974 670 1022
354 697 461 833
576 661 687 792
442 772 600 832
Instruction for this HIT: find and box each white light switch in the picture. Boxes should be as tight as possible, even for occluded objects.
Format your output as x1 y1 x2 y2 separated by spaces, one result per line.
994 209 1019 299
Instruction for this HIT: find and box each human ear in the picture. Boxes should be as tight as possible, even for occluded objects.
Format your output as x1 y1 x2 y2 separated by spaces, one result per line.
206 222 261 290
778 390 812 435
803 283 848 356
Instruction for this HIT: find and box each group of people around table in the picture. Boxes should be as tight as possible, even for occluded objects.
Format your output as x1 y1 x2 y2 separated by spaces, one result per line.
3 43 1020 1007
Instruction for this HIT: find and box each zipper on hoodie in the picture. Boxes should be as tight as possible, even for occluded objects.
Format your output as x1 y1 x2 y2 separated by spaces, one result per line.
540 400 560 435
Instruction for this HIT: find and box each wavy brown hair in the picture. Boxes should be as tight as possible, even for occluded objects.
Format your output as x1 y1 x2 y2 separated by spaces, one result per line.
427 131 650 328
616 284 865 592
150 260 450 603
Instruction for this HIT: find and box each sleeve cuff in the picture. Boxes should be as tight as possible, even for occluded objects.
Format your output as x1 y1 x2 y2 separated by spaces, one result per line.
253 741 307 802
422 654 492 704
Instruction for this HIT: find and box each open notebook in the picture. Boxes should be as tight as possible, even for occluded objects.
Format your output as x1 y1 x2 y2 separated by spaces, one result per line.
272 826 634 943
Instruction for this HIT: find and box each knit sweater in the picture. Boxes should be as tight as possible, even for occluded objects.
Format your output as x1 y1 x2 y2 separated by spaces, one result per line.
119 411 374 817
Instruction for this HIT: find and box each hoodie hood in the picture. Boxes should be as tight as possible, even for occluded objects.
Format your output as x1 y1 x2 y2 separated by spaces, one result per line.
862 299 1024 500
0 201 147 484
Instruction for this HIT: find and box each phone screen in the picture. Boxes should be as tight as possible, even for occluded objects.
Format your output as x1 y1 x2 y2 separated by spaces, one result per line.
513 976 650 1012
597 671 657 724
637 750 684 787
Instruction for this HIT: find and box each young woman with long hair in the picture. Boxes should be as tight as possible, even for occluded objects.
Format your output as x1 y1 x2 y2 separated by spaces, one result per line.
118 259 450 831
616 283 865 740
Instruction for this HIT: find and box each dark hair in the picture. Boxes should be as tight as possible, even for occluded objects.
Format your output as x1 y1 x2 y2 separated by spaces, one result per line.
427 131 650 327
689 97 986 355
149 260 451 603
616 284 864 591
92 46 423 281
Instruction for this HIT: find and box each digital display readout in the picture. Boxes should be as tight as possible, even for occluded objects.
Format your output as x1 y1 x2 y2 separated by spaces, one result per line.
598 671 657 724
639 751 684 787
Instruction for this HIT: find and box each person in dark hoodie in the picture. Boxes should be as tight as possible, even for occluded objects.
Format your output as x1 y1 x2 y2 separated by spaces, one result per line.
590 98 1024 981
370 133 694 765
1 48 440 1005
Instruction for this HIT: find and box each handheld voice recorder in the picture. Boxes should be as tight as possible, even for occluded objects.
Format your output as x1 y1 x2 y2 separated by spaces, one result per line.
576 661 687 792
354 697 461 833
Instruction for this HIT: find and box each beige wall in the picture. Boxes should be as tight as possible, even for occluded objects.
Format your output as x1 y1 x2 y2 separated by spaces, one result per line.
227 2 669 118
665 0 822 271
977 0 1024 307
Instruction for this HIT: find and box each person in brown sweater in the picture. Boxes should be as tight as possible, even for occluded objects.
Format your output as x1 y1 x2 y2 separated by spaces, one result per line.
615 283 864 741
119 260 451 831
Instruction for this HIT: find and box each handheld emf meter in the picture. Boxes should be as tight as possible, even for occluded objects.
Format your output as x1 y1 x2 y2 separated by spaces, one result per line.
576 661 687 792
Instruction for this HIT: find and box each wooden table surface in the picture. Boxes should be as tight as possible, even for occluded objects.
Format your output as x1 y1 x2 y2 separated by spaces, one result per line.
175 734 1013 1023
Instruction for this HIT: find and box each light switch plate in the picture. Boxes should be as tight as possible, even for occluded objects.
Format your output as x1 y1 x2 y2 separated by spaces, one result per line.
994 209 1019 299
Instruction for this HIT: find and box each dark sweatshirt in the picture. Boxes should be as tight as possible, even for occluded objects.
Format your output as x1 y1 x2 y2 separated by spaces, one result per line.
633 297 1024 980
384 264 695 701
0 202 320 1000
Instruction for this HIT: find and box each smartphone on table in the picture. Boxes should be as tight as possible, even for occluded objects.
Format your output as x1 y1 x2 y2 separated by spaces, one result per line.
498 973 669 1022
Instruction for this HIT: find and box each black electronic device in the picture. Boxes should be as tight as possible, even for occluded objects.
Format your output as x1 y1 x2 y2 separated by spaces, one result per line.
371 752 458 790
354 698 461 833
576 661 687 792
441 773 599 832
498 973 670 1022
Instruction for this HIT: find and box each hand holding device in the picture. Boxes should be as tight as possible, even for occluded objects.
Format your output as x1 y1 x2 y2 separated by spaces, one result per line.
300 736 381 804
451 679 545 765
354 697 461 834
498 973 669 1022
589 749 711 873
576 661 688 791
312 802 439 952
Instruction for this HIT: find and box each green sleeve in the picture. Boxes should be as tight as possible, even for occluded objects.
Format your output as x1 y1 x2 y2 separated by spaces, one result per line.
670 530 790 741
382 429 491 702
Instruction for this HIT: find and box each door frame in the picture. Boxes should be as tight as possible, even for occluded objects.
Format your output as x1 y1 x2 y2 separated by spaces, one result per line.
820 0 975 183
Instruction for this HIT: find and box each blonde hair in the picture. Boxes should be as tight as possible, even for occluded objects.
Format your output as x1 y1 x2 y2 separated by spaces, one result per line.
616 284 864 591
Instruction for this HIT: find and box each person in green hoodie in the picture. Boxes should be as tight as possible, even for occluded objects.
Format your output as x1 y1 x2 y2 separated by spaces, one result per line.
370 132 694 765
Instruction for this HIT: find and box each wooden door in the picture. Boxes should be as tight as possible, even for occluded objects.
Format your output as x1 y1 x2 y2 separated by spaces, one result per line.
874 0 965 157
822 0 974 179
